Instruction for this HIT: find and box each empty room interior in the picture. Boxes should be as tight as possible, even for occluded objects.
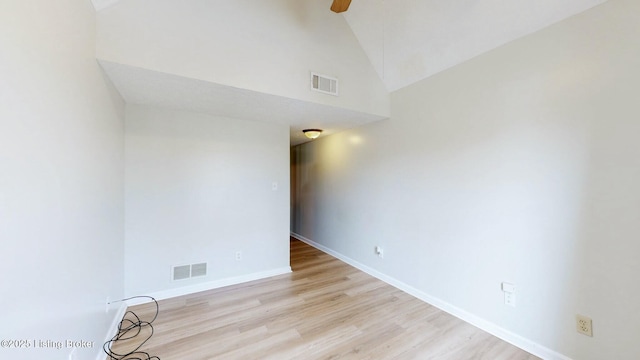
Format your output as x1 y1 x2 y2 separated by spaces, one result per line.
1 0 639 359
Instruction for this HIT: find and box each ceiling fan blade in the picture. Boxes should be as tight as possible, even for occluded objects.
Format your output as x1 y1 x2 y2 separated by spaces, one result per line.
330 0 352 13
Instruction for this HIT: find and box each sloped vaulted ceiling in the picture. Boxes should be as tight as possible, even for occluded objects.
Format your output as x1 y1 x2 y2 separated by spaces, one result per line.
93 0 607 144
343 0 606 91
96 0 390 145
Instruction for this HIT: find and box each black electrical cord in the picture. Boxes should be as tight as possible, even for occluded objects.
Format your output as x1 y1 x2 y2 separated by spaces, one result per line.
103 296 161 360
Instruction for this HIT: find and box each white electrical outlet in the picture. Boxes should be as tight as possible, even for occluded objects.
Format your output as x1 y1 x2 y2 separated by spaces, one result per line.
375 246 384 258
235 251 242 261
501 282 515 307
576 314 593 337
504 292 516 307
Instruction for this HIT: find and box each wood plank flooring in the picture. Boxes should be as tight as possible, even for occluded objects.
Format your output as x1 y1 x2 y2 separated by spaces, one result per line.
112 239 540 359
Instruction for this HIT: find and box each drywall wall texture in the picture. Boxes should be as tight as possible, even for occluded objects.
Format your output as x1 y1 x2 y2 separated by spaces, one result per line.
96 0 389 118
0 1 125 359
291 0 640 359
124 105 290 297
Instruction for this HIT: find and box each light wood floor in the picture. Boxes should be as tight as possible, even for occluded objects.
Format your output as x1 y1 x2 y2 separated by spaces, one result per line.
113 239 540 360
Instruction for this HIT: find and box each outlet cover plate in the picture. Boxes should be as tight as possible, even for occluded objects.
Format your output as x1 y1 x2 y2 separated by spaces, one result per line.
504 292 516 307
576 314 593 337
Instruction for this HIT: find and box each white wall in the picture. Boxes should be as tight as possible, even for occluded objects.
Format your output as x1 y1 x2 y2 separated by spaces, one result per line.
0 1 125 359
96 0 389 118
125 105 290 297
291 0 640 359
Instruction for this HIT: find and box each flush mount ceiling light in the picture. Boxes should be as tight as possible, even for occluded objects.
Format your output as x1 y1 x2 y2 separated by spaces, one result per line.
303 129 323 139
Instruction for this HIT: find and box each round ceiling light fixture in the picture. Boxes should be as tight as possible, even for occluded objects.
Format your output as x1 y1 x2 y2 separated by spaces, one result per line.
303 129 323 139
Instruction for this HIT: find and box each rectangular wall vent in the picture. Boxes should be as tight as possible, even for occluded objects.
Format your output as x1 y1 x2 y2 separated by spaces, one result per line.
311 72 338 96
172 265 191 281
191 263 207 277
172 262 208 281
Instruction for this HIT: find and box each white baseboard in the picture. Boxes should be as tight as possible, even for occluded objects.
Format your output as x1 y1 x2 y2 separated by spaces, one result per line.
290 232 571 360
124 267 292 306
97 301 127 360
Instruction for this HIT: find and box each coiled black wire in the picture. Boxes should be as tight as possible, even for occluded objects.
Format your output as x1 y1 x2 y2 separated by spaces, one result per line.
103 296 161 360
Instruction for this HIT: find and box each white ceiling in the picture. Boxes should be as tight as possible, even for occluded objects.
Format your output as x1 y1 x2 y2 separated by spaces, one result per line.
92 0 607 144
100 61 386 146
343 0 606 91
